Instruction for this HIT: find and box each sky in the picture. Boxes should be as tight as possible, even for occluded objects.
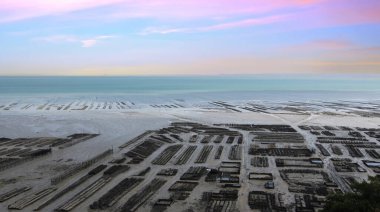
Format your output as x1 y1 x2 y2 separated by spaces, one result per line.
0 0 379 76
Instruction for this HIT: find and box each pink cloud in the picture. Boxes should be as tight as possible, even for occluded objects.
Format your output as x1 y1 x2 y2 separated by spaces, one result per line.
294 0 380 28
1 0 378 32
283 39 364 60
110 0 320 20
0 0 124 22
329 5 380 26
294 39 356 50
0 0 321 23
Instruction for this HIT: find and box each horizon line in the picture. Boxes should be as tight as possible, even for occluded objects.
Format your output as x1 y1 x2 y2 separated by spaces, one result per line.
1 73 380 77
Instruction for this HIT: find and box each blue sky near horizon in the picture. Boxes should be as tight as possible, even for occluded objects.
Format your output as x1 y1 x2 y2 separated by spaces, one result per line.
0 0 379 76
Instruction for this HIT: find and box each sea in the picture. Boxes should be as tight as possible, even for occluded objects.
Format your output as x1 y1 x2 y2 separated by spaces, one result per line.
1 75 380 103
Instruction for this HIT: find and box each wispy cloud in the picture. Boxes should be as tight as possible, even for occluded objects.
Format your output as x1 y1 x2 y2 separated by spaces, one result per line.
36 34 116 48
1 0 379 31
1 0 378 31
0 0 124 23
282 38 361 60
0 0 320 23
140 27 189 35
80 35 115 47
140 15 287 35
107 0 320 20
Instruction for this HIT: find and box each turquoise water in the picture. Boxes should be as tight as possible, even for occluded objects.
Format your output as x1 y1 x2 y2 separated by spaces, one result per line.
1 75 380 101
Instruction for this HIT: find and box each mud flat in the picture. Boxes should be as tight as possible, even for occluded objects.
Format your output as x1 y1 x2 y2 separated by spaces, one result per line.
0 101 380 211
